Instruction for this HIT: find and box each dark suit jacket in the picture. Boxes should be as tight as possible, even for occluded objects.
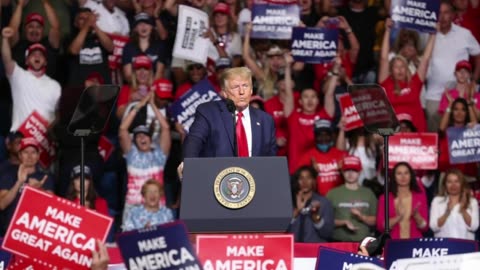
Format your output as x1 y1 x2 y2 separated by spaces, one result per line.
183 100 277 158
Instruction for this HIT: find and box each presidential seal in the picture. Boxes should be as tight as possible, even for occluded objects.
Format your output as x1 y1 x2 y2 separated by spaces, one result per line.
213 167 256 209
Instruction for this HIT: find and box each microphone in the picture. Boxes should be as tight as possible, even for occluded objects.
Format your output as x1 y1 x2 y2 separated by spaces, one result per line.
225 98 236 113
225 98 238 157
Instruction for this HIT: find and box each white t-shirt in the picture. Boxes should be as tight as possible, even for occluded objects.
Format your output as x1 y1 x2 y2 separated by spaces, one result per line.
425 24 480 101
8 64 61 131
83 0 130 36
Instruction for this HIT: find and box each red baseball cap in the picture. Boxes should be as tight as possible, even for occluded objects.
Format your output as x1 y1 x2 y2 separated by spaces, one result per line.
152 78 173 99
26 12 45 26
85 72 105 84
213 2 230 15
397 113 413 122
455 60 472 72
342 155 362 172
133 55 152 70
19 137 40 152
26 43 47 57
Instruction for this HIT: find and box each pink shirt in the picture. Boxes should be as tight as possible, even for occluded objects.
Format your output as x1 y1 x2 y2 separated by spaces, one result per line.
376 189 429 239
438 87 480 114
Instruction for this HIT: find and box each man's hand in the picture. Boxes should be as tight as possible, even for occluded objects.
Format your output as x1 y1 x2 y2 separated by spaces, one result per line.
344 220 358 231
177 161 184 180
2 27 14 39
91 240 109 270
28 175 48 189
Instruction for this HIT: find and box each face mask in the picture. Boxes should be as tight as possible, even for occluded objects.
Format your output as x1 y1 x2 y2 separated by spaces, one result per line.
316 142 332 153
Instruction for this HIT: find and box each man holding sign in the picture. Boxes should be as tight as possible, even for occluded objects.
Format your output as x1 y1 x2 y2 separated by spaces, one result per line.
183 67 277 158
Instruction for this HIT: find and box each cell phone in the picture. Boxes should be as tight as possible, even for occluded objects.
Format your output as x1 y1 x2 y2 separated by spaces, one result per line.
325 17 340 28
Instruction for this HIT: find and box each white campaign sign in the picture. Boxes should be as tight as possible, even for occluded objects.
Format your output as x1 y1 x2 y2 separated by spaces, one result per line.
173 5 210 64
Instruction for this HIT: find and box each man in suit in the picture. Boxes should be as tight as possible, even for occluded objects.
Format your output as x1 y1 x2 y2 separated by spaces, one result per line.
182 67 277 158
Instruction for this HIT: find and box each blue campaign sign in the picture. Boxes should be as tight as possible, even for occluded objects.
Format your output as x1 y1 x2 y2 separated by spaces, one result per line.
251 4 300 40
117 221 203 270
169 79 220 132
0 238 12 269
315 247 384 270
385 238 478 270
390 0 440 33
291 27 338 64
446 125 480 164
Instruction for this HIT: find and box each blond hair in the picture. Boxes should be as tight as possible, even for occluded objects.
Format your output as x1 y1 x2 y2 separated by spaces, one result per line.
220 67 253 90
140 179 164 197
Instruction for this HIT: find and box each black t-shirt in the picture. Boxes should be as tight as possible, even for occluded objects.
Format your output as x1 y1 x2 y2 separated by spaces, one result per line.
12 37 59 80
65 32 112 87
339 6 380 75
0 165 55 235
121 39 168 72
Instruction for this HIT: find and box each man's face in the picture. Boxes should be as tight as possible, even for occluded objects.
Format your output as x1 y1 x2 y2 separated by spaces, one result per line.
223 75 253 111
7 137 22 156
439 3 453 30
103 0 116 11
299 89 319 114
188 64 206 83
19 147 40 167
26 50 47 71
315 130 333 145
25 21 43 42
75 11 91 29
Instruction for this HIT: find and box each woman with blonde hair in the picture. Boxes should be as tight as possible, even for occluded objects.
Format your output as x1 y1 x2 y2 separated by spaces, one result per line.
378 19 436 132
429 169 479 240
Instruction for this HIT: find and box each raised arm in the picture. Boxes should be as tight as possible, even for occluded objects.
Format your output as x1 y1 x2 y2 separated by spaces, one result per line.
42 0 61 49
149 96 171 155
8 0 28 46
242 23 265 81
323 57 340 118
338 16 359 64
378 19 392 83
283 54 295 117
416 32 436 81
92 17 114 53
118 92 152 154
1 27 16 76
68 13 93 54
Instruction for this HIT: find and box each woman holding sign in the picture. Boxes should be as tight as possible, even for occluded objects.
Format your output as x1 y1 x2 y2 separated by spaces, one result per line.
429 169 479 240
438 97 478 179
378 19 436 132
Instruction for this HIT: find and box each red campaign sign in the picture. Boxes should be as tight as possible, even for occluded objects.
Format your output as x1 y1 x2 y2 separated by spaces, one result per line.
108 34 129 70
388 132 438 169
2 186 113 270
17 111 56 168
7 256 54 270
339 94 364 131
98 135 114 162
196 234 294 270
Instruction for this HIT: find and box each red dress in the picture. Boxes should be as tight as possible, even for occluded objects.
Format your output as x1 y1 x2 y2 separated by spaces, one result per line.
380 73 426 132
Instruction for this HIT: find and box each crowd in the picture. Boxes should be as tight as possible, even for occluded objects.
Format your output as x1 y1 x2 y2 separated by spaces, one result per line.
0 0 480 246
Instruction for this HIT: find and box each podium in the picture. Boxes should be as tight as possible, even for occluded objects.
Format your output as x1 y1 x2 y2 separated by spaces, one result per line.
179 157 293 233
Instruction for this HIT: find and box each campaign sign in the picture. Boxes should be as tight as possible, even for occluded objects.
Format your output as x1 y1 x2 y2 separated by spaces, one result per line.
251 4 300 40
349 85 399 133
0 239 11 270
169 79 221 132
108 34 130 70
384 238 478 270
388 133 438 169
315 246 383 270
390 0 440 33
173 5 210 64
98 135 114 162
2 186 113 270
196 234 293 270
446 125 480 164
17 111 56 168
291 27 338 63
339 94 364 131
6 256 53 270
117 221 202 270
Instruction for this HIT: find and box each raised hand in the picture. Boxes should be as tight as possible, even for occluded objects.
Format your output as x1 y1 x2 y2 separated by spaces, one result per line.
345 220 358 231
2 27 14 39
28 175 48 189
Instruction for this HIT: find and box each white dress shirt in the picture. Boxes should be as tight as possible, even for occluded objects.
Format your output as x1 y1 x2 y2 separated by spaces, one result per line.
429 196 479 240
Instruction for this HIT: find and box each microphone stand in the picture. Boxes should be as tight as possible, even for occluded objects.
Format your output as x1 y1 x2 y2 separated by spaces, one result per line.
226 99 238 157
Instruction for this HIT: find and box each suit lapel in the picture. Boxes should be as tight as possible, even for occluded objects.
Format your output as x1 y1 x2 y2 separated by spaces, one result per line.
250 108 261 156
219 102 235 154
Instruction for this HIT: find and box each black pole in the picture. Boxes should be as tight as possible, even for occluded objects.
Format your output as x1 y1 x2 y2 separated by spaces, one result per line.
80 136 86 206
383 135 390 235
